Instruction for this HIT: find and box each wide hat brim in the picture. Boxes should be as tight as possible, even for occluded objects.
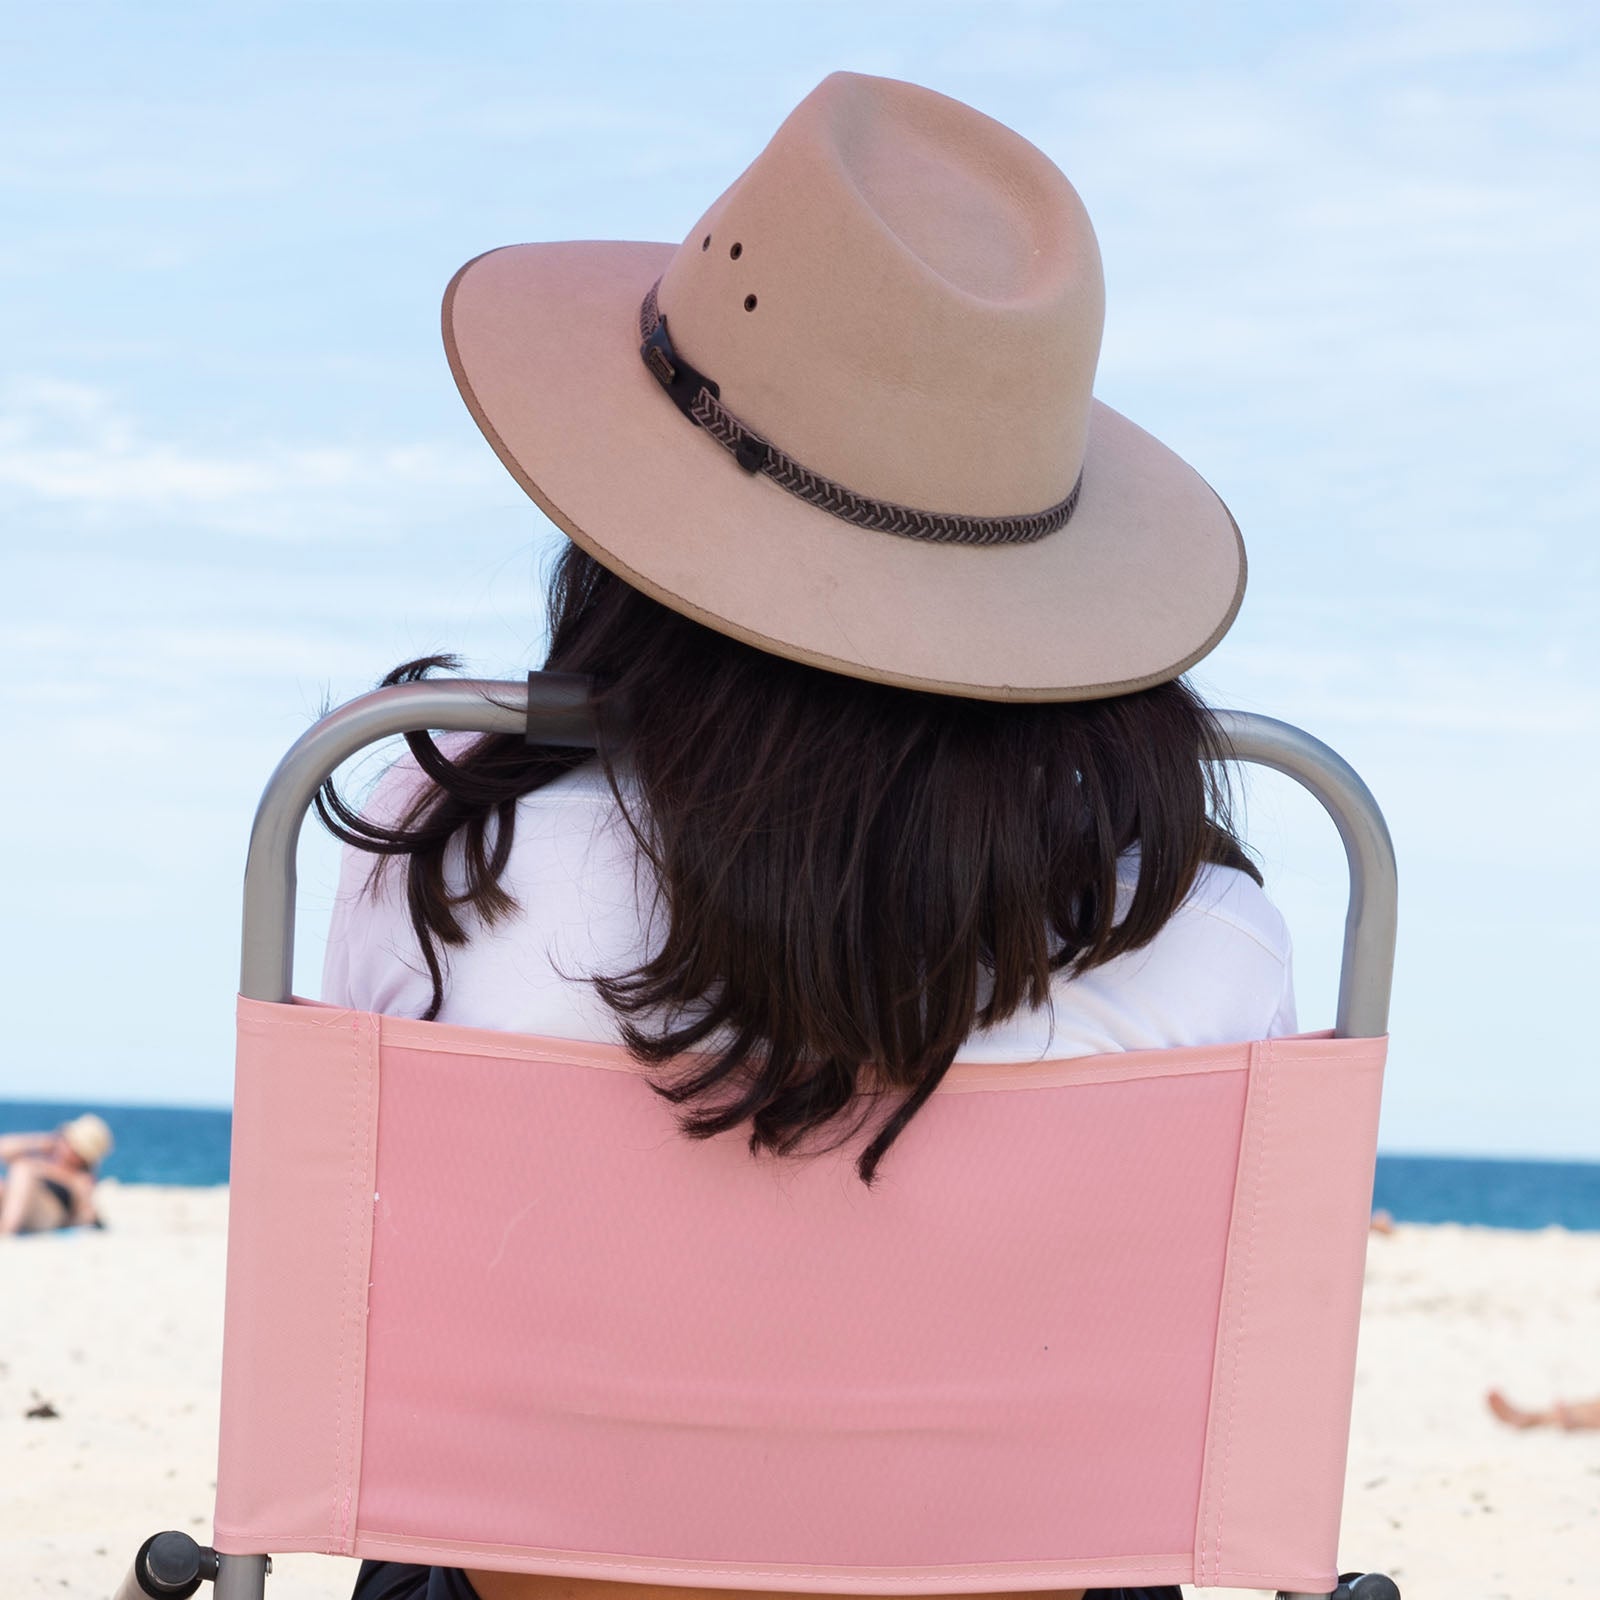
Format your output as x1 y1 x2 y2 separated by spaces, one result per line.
444 240 1245 702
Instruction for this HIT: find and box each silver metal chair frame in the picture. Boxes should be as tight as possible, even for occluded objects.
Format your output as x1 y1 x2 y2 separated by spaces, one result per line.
204 674 1398 1600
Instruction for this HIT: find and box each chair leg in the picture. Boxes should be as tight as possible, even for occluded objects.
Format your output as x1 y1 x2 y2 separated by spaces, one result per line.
1339 1576 1400 1600
112 1537 269 1600
214 1552 272 1599
1278 1576 1401 1600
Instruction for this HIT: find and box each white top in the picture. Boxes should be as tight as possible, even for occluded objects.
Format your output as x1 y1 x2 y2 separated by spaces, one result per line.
322 753 1298 1057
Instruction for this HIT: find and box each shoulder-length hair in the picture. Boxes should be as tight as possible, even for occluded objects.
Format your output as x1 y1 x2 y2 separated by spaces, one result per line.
319 541 1258 1185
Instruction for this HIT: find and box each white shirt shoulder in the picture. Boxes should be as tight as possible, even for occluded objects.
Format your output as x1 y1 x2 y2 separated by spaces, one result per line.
324 755 1296 1056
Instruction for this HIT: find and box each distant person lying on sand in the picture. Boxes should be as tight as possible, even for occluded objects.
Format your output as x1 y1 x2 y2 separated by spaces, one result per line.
0 1114 113 1235
1487 1389 1600 1431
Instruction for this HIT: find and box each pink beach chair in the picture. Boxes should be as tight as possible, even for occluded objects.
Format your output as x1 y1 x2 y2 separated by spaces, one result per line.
116 673 1400 1600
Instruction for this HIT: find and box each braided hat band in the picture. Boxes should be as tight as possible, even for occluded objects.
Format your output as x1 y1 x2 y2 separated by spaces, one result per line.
639 280 1081 549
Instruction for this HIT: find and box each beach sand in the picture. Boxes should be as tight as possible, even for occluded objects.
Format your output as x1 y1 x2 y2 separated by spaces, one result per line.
3 1183 1597 1599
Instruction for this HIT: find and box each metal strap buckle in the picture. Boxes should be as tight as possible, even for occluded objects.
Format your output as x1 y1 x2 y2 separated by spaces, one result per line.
641 314 720 425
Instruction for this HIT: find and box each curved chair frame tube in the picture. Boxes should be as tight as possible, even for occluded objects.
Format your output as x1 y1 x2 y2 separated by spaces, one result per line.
228 678 1396 1600
240 680 1396 1037
1213 710 1396 1038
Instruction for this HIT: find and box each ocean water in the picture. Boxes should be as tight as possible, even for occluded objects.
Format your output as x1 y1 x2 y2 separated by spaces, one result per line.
1370 1154 1600 1233
4 1099 1598 1230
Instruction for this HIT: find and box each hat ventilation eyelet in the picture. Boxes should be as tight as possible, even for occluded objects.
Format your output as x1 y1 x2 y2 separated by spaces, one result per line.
701 234 710 251
744 294 758 312
729 241 743 260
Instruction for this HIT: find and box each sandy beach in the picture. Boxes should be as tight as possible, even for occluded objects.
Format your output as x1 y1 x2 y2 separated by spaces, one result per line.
3 1184 1597 1600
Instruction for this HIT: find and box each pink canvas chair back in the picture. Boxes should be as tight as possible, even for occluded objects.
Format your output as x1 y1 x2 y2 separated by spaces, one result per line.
212 680 1397 1598
214 1004 1386 1594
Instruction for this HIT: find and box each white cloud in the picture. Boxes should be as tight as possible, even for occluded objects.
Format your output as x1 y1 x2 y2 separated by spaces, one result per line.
1216 637 1600 736
0 378 491 508
1316 1 1580 66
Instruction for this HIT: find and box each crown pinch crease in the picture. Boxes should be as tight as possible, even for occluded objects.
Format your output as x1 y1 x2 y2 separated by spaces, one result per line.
638 279 1082 548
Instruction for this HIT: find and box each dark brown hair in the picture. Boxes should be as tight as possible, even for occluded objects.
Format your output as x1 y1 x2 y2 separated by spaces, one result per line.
318 542 1259 1185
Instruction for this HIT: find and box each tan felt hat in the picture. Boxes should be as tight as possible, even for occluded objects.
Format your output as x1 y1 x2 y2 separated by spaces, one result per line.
61 1113 113 1167
443 71 1245 702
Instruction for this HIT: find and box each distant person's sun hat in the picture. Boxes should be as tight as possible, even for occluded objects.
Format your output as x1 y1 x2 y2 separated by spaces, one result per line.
442 71 1245 702
60 1113 113 1167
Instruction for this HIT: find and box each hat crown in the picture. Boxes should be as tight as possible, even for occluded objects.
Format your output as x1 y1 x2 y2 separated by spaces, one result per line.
441 71 1244 700
657 72 1104 516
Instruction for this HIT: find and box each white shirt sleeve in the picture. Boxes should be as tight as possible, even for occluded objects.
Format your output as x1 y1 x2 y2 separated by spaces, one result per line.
1266 942 1299 1037
320 748 452 1018
1095 864 1297 1046
320 847 358 1009
324 753 1299 1060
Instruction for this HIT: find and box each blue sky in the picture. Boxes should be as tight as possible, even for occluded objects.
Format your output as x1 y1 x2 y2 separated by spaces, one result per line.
3 1 1596 1156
